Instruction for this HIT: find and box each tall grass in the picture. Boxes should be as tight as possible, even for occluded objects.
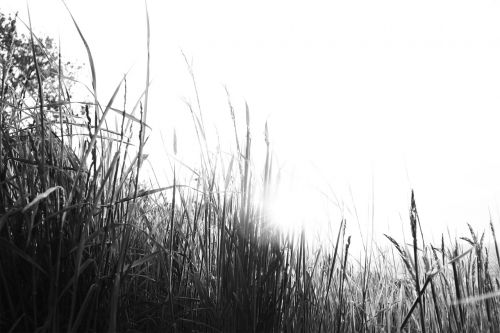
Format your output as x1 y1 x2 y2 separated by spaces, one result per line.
2 8 500 333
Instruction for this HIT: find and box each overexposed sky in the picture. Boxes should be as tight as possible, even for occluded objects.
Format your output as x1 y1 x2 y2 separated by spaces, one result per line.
4 0 500 247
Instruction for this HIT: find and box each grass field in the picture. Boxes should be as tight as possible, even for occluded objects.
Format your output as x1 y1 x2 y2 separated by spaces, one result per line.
2 8 500 333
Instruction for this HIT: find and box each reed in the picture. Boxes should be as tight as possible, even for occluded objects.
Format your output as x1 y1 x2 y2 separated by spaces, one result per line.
2 7 500 333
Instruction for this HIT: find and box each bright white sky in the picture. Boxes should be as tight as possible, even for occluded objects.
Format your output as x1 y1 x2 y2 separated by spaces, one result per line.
5 0 500 248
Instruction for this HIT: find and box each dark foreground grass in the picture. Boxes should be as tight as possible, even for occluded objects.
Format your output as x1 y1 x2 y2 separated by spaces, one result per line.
2 8 500 333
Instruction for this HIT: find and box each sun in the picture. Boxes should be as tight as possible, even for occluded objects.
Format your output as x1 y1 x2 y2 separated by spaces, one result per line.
263 180 328 236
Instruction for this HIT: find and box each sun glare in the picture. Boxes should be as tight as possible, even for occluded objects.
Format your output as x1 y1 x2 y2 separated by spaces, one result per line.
265 181 327 236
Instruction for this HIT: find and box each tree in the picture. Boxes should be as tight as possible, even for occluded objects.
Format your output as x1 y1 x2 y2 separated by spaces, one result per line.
0 11 79 113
